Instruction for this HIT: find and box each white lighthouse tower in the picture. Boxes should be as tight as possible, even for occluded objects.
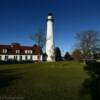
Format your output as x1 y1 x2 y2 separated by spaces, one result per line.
46 13 55 62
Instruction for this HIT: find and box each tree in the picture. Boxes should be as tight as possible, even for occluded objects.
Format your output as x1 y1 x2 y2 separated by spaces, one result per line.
75 30 100 57
29 31 46 51
72 49 83 60
55 47 62 61
64 52 72 60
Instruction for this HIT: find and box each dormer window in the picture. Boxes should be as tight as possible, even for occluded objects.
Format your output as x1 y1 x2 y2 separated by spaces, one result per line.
28 50 32 54
16 50 20 54
3 49 7 53
25 50 28 54
25 50 32 54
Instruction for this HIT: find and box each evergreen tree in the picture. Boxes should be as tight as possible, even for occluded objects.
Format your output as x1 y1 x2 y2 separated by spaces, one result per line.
55 47 62 61
64 52 72 60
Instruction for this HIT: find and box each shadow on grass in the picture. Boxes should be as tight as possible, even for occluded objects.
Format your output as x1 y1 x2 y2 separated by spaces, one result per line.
80 61 100 100
0 69 22 88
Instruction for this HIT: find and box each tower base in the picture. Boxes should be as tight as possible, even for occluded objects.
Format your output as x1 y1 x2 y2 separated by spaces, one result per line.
47 55 55 62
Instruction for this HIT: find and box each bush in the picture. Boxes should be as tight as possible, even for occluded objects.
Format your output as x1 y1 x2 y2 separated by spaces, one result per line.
0 60 34 65
80 61 100 100
64 52 73 61
85 61 100 77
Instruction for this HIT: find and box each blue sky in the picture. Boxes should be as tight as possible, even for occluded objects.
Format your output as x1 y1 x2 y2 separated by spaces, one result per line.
0 0 100 54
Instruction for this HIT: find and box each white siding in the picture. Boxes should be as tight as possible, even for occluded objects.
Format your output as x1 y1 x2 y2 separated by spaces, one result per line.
27 55 31 60
1 55 5 61
8 55 14 59
33 55 38 60
0 55 43 61
22 55 26 61
16 55 20 61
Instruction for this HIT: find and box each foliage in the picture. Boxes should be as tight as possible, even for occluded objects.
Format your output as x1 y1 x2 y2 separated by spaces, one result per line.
72 49 83 61
80 61 100 100
64 52 73 60
55 47 62 61
0 60 34 64
93 53 100 59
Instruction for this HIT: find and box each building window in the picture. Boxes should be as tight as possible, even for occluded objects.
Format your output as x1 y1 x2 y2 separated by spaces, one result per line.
14 56 17 60
16 50 20 54
25 50 32 54
5 56 8 60
20 56 22 61
37 55 40 60
30 56 32 60
25 56 28 60
3 49 7 53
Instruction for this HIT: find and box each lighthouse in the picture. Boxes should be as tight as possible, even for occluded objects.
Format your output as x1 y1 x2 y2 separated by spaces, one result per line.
46 13 55 62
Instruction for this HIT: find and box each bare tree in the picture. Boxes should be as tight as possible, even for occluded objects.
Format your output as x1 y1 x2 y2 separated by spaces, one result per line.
75 30 100 57
29 31 46 51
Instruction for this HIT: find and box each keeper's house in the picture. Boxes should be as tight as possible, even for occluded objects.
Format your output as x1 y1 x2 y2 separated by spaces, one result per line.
0 43 42 62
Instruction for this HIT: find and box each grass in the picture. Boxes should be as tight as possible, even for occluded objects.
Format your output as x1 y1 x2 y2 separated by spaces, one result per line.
0 61 90 100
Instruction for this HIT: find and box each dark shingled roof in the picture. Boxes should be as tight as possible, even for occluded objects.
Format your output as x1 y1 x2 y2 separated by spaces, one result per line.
0 43 42 55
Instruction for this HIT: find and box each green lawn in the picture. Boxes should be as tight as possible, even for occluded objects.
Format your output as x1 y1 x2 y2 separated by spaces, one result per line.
0 61 90 100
